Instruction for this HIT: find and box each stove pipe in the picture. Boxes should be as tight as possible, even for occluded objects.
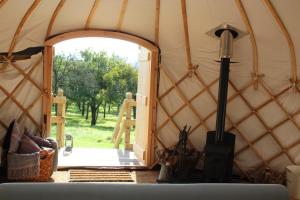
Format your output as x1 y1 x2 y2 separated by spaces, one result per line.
219 29 233 59
203 24 247 182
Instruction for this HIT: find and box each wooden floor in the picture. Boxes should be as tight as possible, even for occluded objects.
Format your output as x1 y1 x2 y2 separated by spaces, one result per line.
58 148 143 169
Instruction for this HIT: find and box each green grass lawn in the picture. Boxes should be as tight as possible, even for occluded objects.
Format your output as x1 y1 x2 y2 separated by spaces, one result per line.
51 104 135 148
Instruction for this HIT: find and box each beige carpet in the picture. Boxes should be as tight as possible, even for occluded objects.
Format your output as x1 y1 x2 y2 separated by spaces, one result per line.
68 170 134 182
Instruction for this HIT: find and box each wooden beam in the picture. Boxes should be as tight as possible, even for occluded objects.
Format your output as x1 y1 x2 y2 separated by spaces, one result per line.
116 0 128 30
85 0 101 29
146 50 159 166
45 30 158 52
263 0 297 83
55 89 66 148
52 95 67 104
51 116 65 124
235 0 260 89
8 0 41 58
154 0 160 45
0 0 8 9
42 46 53 137
180 0 193 75
46 0 66 38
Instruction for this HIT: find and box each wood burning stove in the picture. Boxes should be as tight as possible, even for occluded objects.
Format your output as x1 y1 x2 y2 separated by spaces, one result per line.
203 24 246 182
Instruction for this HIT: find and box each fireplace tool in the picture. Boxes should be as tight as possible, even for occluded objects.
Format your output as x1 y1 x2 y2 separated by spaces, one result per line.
203 24 246 182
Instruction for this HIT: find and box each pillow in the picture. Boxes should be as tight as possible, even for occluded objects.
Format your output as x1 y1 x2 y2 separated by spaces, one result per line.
24 128 52 148
8 121 23 153
2 120 15 153
18 135 41 154
0 120 16 174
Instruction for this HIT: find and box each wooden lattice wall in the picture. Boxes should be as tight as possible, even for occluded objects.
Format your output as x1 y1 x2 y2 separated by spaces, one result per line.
155 63 300 177
0 53 44 140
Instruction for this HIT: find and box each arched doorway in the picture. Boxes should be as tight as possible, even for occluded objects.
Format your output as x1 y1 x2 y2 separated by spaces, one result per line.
43 30 159 168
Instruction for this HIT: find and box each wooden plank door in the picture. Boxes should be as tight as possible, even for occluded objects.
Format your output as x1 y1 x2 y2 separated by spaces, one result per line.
134 47 152 164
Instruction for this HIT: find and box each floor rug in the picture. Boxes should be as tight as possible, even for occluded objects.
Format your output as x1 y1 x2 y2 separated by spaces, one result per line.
69 169 134 182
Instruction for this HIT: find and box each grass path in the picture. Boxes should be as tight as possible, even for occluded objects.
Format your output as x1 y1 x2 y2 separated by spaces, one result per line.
51 104 134 148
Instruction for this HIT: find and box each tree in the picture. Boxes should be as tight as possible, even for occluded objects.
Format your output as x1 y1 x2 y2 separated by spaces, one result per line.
79 49 109 126
96 89 108 118
52 54 76 95
52 49 138 126
104 55 138 111
52 54 76 114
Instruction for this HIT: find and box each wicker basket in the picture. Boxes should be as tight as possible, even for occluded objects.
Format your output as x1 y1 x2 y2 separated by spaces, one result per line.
32 149 55 182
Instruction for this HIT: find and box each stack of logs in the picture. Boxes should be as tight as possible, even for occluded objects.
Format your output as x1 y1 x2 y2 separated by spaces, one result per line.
246 167 286 185
157 125 200 182
157 125 286 184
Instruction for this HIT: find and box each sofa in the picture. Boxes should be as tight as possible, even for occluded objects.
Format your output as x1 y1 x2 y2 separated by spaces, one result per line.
0 183 289 200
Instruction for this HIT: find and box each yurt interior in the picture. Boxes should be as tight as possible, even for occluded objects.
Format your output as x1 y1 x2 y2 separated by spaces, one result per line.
0 0 299 200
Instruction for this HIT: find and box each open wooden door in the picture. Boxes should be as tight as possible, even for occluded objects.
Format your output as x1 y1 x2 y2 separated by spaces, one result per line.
134 46 154 166
45 30 159 167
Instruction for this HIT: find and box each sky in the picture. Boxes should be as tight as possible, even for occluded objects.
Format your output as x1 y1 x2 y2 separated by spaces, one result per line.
54 37 139 64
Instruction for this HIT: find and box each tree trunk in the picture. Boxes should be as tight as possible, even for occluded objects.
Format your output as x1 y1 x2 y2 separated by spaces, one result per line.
96 106 99 121
103 102 107 118
81 102 85 117
86 103 89 120
108 104 111 114
77 101 81 111
133 106 136 119
91 104 97 126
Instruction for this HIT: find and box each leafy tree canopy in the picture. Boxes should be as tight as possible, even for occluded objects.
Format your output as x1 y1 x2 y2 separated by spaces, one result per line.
52 49 138 126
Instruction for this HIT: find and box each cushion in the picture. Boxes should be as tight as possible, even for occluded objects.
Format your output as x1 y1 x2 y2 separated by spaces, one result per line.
8 121 23 153
24 128 52 148
18 135 41 154
2 120 15 153
0 120 15 174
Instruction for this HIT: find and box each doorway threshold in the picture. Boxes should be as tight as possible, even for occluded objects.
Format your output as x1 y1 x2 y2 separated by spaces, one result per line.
57 148 146 170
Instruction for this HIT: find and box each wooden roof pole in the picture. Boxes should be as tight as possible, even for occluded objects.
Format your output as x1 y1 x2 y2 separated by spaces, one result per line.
8 0 41 58
45 30 158 52
116 0 128 30
46 0 66 39
0 0 8 9
263 0 298 85
154 0 160 45
180 0 193 77
85 0 101 29
235 0 262 89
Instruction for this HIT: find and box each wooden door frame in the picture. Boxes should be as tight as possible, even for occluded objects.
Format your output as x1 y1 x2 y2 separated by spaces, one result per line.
43 30 159 167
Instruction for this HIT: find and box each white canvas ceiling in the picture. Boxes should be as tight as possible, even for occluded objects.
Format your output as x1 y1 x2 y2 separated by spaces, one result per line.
0 0 300 175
